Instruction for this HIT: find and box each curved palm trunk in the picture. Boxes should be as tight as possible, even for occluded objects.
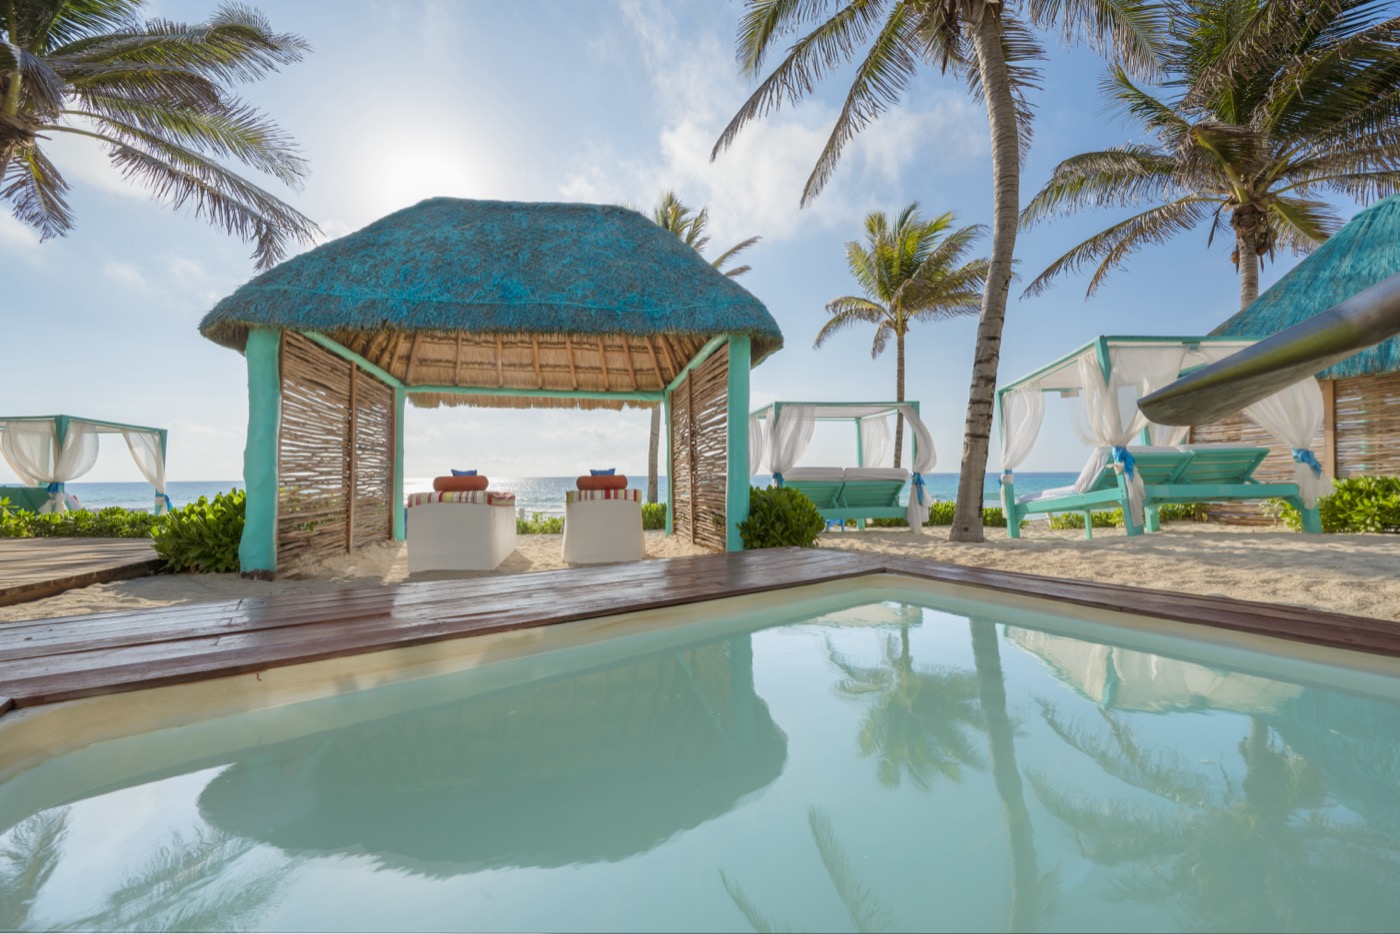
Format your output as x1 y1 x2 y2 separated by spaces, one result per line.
1237 231 1260 310
646 405 660 504
951 11 1021 543
970 618 1041 932
894 329 906 469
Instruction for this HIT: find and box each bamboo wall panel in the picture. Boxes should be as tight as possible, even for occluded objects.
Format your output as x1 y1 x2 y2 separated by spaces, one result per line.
668 348 728 551
279 332 394 568
1333 372 1400 477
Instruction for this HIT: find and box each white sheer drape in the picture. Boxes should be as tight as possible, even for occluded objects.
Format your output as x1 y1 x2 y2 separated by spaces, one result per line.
0 419 99 512
748 415 769 476
1077 356 1149 524
123 430 170 515
859 415 893 469
1242 378 1327 508
998 386 1045 478
898 404 936 531
767 405 816 485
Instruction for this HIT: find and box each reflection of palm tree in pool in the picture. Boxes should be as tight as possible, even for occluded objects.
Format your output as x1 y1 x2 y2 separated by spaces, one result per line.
1029 705 1400 931
827 625 984 789
0 809 285 931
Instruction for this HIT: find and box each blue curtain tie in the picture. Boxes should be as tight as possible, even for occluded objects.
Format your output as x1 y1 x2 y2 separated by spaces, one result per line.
45 482 61 494
158 491 173 510
1110 446 1136 481
772 472 784 487
1292 448 1323 478
911 472 927 505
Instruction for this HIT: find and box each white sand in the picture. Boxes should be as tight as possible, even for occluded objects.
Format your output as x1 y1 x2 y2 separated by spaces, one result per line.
2 523 1398 623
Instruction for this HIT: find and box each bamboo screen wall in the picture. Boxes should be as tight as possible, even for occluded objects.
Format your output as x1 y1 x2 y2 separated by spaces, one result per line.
1187 372 1400 523
668 348 729 551
278 332 395 567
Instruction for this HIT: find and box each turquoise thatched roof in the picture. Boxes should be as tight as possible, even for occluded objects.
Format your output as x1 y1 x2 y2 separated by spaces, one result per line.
1212 195 1400 379
199 198 783 363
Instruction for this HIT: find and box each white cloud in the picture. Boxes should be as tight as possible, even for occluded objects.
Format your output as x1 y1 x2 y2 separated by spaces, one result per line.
0 213 42 261
102 261 149 290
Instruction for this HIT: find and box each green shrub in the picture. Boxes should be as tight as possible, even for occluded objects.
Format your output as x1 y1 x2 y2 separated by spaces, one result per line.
868 500 1019 529
1047 504 1200 530
0 504 162 539
869 516 908 528
642 502 667 531
516 511 564 534
927 500 956 525
151 490 246 573
739 485 825 549
1270 476 1400 533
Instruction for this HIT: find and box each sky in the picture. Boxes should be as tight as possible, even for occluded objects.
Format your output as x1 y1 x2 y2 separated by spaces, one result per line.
1 0 1320 484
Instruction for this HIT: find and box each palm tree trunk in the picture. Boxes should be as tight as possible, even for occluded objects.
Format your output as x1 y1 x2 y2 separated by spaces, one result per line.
646 405 660 504
970 618 1041 932
951 10 1021 543
1237 230 1260 310
894 329 905 469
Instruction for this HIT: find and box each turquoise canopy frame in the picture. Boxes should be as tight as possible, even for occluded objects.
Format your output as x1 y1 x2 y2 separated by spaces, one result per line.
0 414 169 510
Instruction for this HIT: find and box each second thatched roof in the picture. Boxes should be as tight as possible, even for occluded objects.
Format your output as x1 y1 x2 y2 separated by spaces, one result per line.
199 198 783 409
1213 195 1400 379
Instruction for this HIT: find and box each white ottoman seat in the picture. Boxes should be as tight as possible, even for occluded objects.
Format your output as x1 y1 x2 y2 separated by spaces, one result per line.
561 489 644 564
406 491 518 572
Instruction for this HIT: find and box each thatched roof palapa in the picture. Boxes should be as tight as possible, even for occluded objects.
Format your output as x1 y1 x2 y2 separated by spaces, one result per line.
199 198 784 410
1213 195 1400 379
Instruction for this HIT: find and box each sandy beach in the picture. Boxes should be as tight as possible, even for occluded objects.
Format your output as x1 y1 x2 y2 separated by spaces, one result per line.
2 522 1397 624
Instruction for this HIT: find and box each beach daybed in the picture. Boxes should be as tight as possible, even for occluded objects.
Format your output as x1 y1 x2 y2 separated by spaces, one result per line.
749 402 935 530
561 489 645 564
998 336 1327 538
406 491 518 572
0 414 170 514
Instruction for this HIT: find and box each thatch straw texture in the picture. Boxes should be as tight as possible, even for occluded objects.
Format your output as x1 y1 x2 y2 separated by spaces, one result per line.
1213 195 1400 379
200 198 782 410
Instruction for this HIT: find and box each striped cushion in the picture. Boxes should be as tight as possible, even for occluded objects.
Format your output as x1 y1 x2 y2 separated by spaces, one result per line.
407 491 516 507
566 488 641 504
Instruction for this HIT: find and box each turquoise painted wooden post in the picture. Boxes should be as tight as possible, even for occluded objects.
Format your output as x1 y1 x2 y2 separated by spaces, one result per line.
239 328 281 577
52 415 69 505
854 417 866 530
664 393 674 535
1116 469 1145 536
393 386 406 541
725 335 751 552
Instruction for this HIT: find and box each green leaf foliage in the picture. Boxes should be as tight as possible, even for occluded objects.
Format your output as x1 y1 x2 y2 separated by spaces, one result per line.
515 512 564 535
739 485 825 549
1269 476 1400 534
641 502 667 531
0 504 162 538
150 489 246 573
869 500 1018 528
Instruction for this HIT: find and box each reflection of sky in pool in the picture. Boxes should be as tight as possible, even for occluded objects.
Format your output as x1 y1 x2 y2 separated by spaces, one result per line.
3 593 1400 932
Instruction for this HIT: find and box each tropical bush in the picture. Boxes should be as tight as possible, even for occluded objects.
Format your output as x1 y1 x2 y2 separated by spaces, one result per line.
151 490 246 573
1270 477 1400 534
641 502 667 531
739 486 825 549
868 500 1021 529
1047 504 1200 530
516 512 564 535
0 504 162 539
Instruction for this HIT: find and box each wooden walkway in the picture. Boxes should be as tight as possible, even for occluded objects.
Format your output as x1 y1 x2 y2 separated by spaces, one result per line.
2 549 1399 718
0 539 161 608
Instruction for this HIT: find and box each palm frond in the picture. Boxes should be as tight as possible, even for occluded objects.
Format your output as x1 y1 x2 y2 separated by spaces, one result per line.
1027 0 1169 80
1 141 73 238
1021 145 1182 228
815 296 887 348
808 807 899 933
713 234 761 276
0 37 66 119
1266 195 1340 249
719 869 792 933
960 15 1043 161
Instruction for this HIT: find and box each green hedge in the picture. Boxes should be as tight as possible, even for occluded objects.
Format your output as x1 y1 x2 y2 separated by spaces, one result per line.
0 500 163 539
151 489 246 573
1270 476 1400 534
642 502 667 531
739 486 825 548
868 500 1015 529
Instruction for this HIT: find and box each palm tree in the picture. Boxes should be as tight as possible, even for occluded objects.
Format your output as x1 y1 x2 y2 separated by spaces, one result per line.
714 1 1164 542
817 205 988 468
649 191 760 504
1022 0 1400 310
0 0 317 270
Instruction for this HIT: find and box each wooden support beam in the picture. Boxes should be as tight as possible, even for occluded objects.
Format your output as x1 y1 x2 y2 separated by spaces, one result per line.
622 337 640 391
564 335 579 389
597 337 611 391
404 334 425 385
644 337 665 388
531 335 543 388
388 334 406 381
657 334 680 375
453 333 464 386
496 335 505 387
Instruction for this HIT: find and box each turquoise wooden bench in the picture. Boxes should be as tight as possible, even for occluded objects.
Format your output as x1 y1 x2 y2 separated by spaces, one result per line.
783 468 909 526
1003 445 1323 538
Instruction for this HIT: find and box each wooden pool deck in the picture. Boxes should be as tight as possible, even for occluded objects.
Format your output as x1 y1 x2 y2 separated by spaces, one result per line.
2 548 1398 720
0 538 161 608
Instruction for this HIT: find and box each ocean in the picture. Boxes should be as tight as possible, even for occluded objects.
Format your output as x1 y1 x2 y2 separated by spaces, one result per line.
62 473 1080 517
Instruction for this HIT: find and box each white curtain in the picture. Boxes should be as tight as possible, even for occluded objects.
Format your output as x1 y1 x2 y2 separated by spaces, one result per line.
767 405 816 485
898 404 936 531
123 430 170 515
998 386 1045 478
1133 347 1190 445
748 415 769 476
1077 355 1149 525
1242 378 1327 508
859 415 893 469
0 419 99 512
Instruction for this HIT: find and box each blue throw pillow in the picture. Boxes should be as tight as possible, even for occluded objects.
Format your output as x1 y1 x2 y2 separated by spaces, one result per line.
590 468 616 476
450 469 478 477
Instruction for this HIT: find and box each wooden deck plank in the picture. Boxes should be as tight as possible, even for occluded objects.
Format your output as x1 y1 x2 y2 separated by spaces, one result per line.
0 539 161 608
3 548 1397 713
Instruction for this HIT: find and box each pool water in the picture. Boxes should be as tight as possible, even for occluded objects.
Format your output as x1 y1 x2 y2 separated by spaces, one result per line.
3 589 1400 932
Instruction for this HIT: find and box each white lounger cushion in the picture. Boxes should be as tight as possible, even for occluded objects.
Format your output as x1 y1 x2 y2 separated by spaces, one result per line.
843 467 909 482
562 498 645 564
1016 484 1080 505
407 501 517 572
782 467 846 482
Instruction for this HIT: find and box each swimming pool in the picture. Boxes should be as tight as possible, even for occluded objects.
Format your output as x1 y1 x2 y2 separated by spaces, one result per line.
2 576 1399 932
